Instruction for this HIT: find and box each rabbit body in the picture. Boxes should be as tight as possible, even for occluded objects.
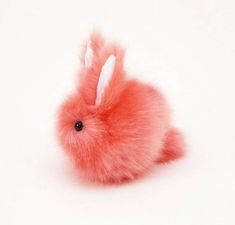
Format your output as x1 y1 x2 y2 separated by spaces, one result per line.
57 33 184 183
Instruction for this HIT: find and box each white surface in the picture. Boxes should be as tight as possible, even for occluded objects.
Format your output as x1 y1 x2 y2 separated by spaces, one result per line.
0 0 235 224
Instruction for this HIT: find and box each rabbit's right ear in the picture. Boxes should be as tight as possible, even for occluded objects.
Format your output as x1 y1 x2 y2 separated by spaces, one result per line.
95 54 116 106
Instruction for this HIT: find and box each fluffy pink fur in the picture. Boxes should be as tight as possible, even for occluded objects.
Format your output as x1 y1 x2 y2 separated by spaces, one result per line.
57 32 185 183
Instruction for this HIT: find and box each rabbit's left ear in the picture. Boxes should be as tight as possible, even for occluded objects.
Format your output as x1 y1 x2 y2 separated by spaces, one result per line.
95 55 116 105
80 32 104 70
84 41 94 69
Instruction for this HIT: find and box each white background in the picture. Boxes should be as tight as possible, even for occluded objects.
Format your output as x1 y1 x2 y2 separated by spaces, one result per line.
0 0 235 224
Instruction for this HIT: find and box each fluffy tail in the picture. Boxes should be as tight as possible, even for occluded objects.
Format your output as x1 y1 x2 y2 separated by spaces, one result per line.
156 127 185 164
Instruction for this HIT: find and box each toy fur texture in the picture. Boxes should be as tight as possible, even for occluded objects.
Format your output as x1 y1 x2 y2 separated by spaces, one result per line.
57 32 185 184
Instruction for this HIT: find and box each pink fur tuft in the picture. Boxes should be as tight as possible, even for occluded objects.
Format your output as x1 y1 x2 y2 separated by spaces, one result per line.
156 128 185 164
57 33 185 184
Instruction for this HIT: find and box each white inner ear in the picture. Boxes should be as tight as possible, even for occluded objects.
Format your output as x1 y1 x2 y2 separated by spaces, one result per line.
95 55 116 105
84 41 93 68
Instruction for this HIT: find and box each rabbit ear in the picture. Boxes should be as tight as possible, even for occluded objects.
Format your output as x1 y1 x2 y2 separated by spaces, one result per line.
84 41 94 68
81 32 104 69
95 55 116 105
79 33 125 106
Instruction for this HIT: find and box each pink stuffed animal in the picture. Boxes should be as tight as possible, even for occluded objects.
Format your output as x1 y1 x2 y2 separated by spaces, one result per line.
57 32 185 183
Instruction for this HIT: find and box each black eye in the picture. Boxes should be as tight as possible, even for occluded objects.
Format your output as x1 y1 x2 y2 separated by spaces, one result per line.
74 121 84 131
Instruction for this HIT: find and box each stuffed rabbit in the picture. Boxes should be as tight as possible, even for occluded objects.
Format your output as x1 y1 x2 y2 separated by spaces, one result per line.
57 32 185 183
